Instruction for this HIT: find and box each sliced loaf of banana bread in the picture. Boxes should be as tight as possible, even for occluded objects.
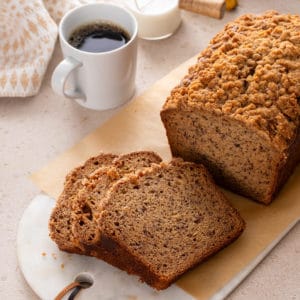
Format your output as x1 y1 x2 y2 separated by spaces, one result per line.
161 11 300 204
97 159 245 290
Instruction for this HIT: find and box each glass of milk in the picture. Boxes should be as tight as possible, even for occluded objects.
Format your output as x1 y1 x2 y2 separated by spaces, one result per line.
125 0 181 40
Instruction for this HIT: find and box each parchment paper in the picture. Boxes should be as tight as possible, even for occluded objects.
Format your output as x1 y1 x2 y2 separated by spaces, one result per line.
31 55 300 300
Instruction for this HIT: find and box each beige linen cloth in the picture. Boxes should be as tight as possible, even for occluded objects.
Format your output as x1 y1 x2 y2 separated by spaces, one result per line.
0 0 104 97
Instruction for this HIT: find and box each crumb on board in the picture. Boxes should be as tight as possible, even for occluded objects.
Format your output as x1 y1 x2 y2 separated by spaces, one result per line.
60 263 64 269
41 252 46 257
51 253 57 260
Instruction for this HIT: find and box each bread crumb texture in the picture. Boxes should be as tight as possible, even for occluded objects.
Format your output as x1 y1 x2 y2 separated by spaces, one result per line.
165 11 300 150
99 160 245 288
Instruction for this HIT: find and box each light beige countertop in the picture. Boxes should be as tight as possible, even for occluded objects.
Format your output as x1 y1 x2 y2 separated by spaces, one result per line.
1 0 299 299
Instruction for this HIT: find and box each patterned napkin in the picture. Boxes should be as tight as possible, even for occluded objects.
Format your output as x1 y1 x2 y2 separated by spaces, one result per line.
0 0 95 97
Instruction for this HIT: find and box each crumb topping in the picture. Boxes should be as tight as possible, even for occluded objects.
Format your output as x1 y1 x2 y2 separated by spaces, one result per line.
166 11 300 150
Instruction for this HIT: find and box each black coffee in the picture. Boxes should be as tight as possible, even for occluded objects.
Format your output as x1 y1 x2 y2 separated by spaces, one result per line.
68 22 130 53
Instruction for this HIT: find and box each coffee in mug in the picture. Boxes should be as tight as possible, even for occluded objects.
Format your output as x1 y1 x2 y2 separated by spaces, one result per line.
68 22 130 53
51 3 138 111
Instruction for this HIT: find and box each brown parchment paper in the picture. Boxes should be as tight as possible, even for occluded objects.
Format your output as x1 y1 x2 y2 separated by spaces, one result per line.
31 55 300 300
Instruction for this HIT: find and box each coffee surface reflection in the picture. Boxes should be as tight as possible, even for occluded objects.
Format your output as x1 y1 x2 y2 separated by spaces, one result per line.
68 22 130 53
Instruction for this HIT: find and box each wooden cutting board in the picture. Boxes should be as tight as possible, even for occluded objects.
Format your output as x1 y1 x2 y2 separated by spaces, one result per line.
31 53 300 299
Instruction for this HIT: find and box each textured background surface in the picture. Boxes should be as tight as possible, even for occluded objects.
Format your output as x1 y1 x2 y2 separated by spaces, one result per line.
0 0 299 299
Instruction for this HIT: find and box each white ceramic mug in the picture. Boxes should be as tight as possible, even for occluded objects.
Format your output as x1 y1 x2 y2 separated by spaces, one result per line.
51 3 138 110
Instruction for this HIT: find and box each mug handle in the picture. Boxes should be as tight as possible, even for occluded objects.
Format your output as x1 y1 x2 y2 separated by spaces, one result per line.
51 57 86 100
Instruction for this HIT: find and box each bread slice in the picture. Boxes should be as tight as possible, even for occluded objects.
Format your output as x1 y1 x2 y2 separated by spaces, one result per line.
98 159 245 290
71 151 162 247
49 153 117 253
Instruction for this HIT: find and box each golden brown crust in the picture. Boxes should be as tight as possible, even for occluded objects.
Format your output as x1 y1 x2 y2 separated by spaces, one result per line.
163 11 300 151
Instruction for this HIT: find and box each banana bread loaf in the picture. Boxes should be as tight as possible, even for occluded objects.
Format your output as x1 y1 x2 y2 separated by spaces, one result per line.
161 11 300 204
98 159 245 289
